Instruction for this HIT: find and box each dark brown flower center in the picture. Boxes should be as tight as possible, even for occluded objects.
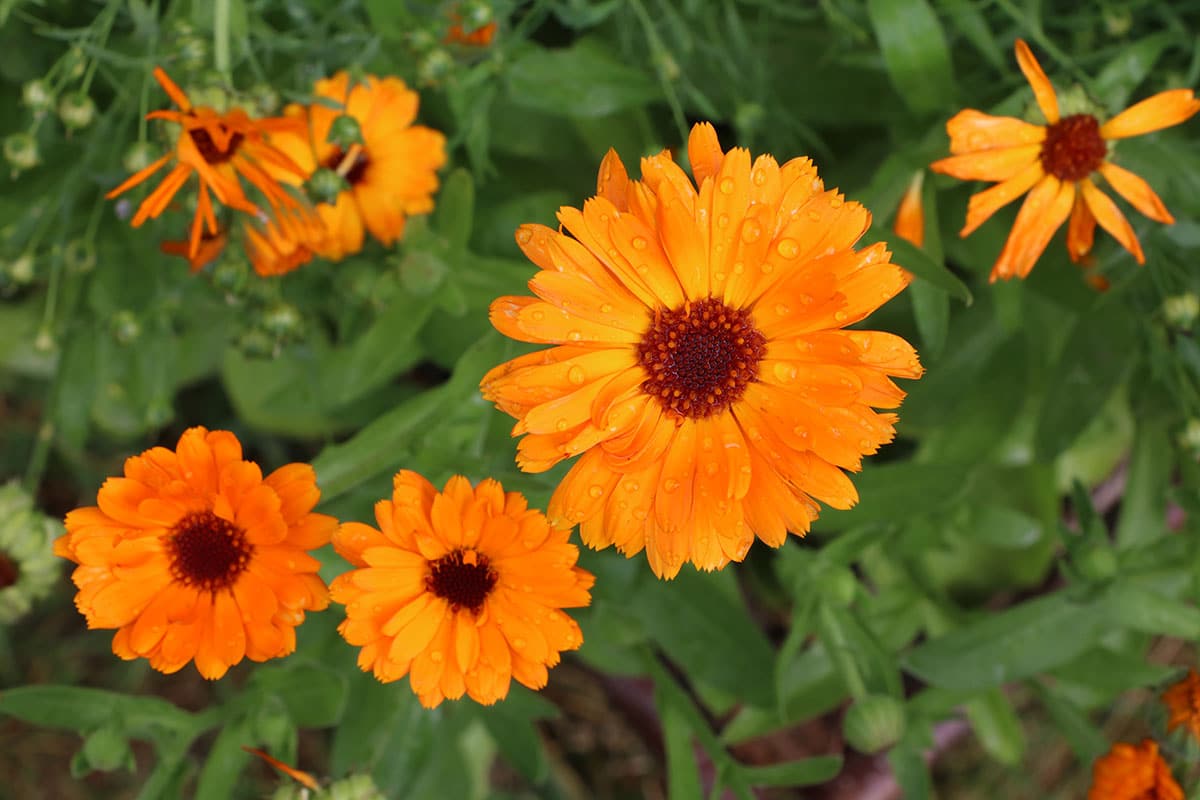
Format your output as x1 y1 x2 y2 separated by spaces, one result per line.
322 147 370 186
1040 114 1107 182
637 297 767 419
166 510 253 592
189 128 244 165
426 549 497 615
0 551 18 589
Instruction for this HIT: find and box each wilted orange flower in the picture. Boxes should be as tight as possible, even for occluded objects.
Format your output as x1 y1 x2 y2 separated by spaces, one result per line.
1088 739 1182 800
446 15 497 46
1163 668 1200 742
244 208 327 277
54 427 336 679
931 39 1200 282
481 122 922 578
107 68 307 259
160 227 228 272
271 72 446 259
331 471 593 708
893 171 925 248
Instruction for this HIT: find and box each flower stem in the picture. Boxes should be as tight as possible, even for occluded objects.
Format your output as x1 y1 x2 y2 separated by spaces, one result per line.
214 0 231 77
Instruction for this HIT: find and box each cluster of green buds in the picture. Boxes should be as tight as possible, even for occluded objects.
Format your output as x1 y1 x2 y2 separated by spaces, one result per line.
1163 292 1200 332
237 300 306 359
272 774 386 800
0 481 63 625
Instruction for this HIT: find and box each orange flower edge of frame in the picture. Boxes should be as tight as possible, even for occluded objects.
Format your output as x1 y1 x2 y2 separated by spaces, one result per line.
1163 668 1200 742
930 39 1200 282
54 426 336 679
1088 739 1183 800
330 471 593 708
481 121 923 578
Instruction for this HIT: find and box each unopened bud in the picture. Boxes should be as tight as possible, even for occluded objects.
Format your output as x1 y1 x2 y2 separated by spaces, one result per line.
248 83 281 115
58 92 96 129
261 303 303 338
6 253 35 285
307 168 349 203
22 79 54 112
110 311 142 344
123 141 159 174
0 481 63 625
4 133 40 172
418 49 454 86
842 695 906 754
1164 293 1200 331
64 239 96 273
1180 419 1200 456
327 114 364 149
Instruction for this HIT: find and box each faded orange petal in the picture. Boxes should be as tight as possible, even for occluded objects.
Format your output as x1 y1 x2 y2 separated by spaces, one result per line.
1014 39 1060 124
1100 89 1200 140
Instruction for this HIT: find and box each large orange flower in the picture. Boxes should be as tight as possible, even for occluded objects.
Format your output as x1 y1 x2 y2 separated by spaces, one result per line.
331 471 593 708
1088 739 1182 800
54 427 335 679
1163 668 1200 742
931 40 1200 282
481 122 922 579
107 68 307 260
270 72 446 259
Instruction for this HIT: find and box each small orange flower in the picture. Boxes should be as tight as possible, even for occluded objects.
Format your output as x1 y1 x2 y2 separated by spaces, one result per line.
1163 668 1200 742
482 122 922 578
270 72 446 259
931 40 1200 281
243 208 327 277
160 227 228 272
54 427 336 679
331 471 594 708
893 171 925 249
107 68 307 260
446 15 497 47
1088 739 1182 800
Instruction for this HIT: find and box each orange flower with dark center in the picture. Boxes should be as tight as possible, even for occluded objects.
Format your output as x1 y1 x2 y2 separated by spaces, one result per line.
893 172 925 249
1163 668 1200 742
54 427 336 679
270 72 446 260
107 68 307 260
331 471 594 708
481 122 922 578
931 39 1200 282
160 227 228 272
1088 739 1182 800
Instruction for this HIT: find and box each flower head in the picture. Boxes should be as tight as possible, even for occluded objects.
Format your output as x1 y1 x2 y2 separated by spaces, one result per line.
270 72 446 259
931 40 1200 282
331 471 593 708
107 68 308 260
54 427 336 679
481 122 922 578
1163 668 1200 742
1088 739 1182 800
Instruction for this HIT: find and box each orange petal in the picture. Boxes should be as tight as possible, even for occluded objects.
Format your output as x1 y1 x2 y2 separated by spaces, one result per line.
1080 179 1144 264
1014 39 1059 124
1100 89 1200 139
893 171 924 248
242 748 321 791
961 161 1045 237
595 148 630 211
1098 161 1174 224
929 144 1042 182
945 109 1046 154
1066 194 1096 263
990 176 1075 281
687 122 725 187
106 153 173 200
153 66 192 111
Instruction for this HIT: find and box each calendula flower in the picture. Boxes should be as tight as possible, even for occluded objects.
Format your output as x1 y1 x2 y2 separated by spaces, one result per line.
481 122 922 578
1088 739 1182 800
893 171 925 248
243 208 327 277
54 427 336 679
107 67 307 259
270 72 446 259
160 227 229 272
931 40 1200 282
1163 668 1200 742
331 471 593 708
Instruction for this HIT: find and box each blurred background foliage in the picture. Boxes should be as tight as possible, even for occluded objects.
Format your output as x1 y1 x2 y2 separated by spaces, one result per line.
2 0 1200 798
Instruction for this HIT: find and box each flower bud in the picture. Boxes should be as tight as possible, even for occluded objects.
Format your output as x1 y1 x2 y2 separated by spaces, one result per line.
64 238 96 273
238 328 277 359
1164 293 1200 331
418 49 454 86
327 774 386 800
816 566 858 608
22 79 54 113
0 481 64 625
6 253 35 285
58 92 96 130
212 255 250 296
4 133 40 172
327 114 364 149
110 311 142 344
122 141 159 174
842 695 907 754
307 168 350 204
262 302 303 339
1073 542 1118 582
1180 419 1200 456
249 83 282 116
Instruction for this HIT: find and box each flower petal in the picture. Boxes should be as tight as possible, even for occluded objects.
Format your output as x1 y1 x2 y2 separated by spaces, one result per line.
1100 89 1200 140
1098 161 1174 224
1015 39 1059 124
991 176 1075 281
1080 179 1144 264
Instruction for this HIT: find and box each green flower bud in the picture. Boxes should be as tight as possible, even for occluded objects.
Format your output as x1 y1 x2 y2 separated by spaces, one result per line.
110 311 142 345
327 114 364 149
4 132 40 172
58 92 96 130
418 49 455 86
188 85 230 113
22 79 54 112
0 481 64 625
63 46 87 79
64 239 96 273
306 168 349 204
80 726 133 773
1103 7 1133 37
842 695 907 754
123 141 160 174
33 327 56 353
459 0 494 29
1164 293 1200 331
212 255 250 296
6 253 35 285
816 566 858 608
327 774 386 800
238 328 277 359
1073 542 1118 582
408 28 438 53
261 302 303 339
1180 419 1200 456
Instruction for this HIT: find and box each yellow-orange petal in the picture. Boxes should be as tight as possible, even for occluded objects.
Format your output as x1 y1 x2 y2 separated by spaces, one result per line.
929 144 1042 182
991 176 1075 281
1080 179 1144 264
945 109 1046 154
961 161 1046 237
1066 194 1096 263
893 171 925 248
1014 39 1060 124
1100 89 1200 140
1098 162 1175 224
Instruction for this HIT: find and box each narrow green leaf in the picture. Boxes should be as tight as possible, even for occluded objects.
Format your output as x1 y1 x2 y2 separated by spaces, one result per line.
964 689 1025 766
1110 583 1200 639
1115 416 1171 548
866 0 957 113
733 756 843 788
909 278 949 360
864 231 972 304
659 685 704 800
1030 681 1108 763
888 740 933 800
940 0 1006 71
0 686 194 738
434 168 476 250
193 716 254 800
505 38 659 118
1092 33 1174 109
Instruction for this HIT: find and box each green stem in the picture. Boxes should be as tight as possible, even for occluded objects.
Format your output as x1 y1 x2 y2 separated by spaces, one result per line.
214 0 231 77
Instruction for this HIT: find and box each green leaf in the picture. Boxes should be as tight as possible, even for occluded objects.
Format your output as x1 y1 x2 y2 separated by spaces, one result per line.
1091 33 1173 109
0 686 194 738
1115 415 1171 548
940 0 1006 71
964 689 1025 765
888 740 933 800
193 715 254 800
866 0 957 113
1109 583 1200 639
249 663 347 729
815 462 974 531
505 38 659 119
1030 681 1108 763
658 682 704 800
865 232 972 304
320 294 434 410
480 687 556 783
434 168 476 250
903 591 1110 690
909 279 949 361
733 756 843 788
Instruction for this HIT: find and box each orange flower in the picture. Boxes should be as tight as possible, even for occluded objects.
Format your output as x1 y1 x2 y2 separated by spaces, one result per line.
331 471 593 708
107 68 307 259
243 208 327 277
931 40 1200 282
270 72 446 259
481 122 922 578
160 227 228 272
446 14 497 47
54 427 336 679
1163 668 1200 742
1088 739 1182 800
893 171 925 249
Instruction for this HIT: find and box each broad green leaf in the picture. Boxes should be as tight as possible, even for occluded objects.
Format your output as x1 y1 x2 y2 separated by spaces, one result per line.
1092 33 1174 109
193 715 254 800
815 462 973 531
864 232 972 304
0 686 194 738
249 663 347 729
888 739 933 800
479 687 556 783
505 38 659 119
1115 415 1171 548
434 168 476 250
320 294 433 410
1110 583 1200 639
964 689 1025 765
903 591 1110 690
1053 643 1174 707
909 278 949 361
867 0 957 113
329 675 407 776
733 756 843 788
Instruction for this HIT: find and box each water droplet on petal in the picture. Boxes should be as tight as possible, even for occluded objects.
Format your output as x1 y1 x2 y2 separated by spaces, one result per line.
567 365 586 385
663 478 681 493
833 311 847 323
719 177 736 194
431 650 444 662
531 309 545 322
752 169 767 186
600 303 613 313
773 363 797 382
516 229 532 244
588 484 604 498
807 210 822 222
775 303 790 317
568 329 583 341
632 236 648 250
741 221 762 243
555 418 569 431
776 238 799 258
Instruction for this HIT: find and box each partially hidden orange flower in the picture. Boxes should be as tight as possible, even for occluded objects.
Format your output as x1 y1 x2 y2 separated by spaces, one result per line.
331 471 593 708
270 72 447 260
893 171 925 249
243 207 327 277
481 122 923 579
446 14 497 47
931 39 1200 282
1163 668 1200 742
107 68 308 260
160 227 229 273
1088 739 1183 800
54 427 336 679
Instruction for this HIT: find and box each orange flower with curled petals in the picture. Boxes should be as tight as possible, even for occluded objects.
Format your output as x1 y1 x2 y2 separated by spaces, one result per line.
160 227 228 273
107 68 308 260
331 471 593 708
243 207 327 277
54 427 336 679
1088 739 1182 800
893 171 925 249
1163 668 1200 742
931 39 1200 282
481 122 922 579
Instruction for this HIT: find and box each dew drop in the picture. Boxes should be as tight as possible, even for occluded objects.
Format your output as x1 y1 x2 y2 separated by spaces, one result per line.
705 462 719 476
600 303 613 313
719 177 736 195
632 236 648 250
760 262 774 275
633 509 648 521
733 261 745 274
833 311 847 323
568 329 583 341
776 238 799 258
741 221 762 243
773 363 797 382
588 484 604 498
431 650 444 663
531 309 545 322
512 638 527 650
663 478 681 493
829 195 844 208
567 365 586 385
516 229 533 244
555 418 569 431
752 169 767 186
807 210 822 222
717 213 730 228
774 303 790 317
